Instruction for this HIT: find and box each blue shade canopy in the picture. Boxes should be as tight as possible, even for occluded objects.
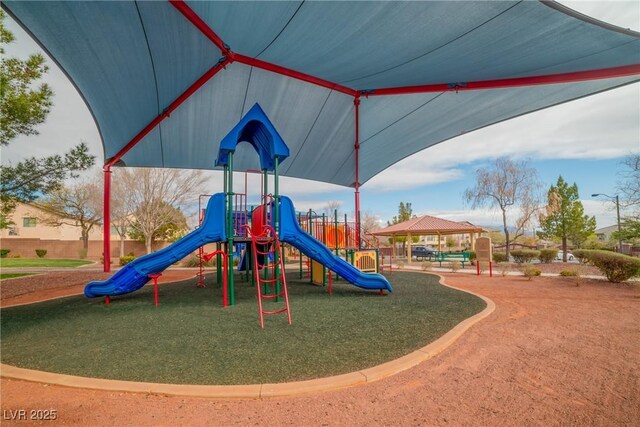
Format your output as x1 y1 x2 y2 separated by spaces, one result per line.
3 1 639 187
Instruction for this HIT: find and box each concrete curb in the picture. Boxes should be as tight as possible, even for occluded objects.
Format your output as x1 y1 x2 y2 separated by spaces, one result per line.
1 273 495 398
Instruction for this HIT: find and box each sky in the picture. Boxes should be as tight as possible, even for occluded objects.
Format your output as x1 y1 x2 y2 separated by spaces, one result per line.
2 1 639 230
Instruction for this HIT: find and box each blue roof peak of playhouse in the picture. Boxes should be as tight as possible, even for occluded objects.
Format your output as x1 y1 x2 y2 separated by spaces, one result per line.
215 103 290 171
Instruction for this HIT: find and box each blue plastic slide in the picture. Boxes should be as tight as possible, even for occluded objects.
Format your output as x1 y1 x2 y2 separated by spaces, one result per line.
84 193 227 298
278 196 393 292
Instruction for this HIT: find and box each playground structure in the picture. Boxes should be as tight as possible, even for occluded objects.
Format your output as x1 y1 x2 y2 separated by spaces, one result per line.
85 104 392 326
295 209 381 289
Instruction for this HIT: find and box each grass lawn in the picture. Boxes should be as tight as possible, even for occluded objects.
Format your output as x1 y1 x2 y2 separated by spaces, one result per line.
0 273 36 280
1 271 485 385
0 258 94 268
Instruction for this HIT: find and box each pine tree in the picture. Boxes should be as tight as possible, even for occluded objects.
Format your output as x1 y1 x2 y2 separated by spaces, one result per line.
539 176 596 260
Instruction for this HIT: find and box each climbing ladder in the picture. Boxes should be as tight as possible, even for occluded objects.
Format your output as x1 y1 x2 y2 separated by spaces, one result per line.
247 223 291 328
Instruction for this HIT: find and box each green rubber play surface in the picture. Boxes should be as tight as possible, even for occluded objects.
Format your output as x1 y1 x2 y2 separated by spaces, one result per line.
1 272 484 385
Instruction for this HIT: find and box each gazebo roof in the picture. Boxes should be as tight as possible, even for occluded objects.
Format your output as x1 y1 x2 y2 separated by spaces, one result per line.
373 215 483 236
3 1 639 188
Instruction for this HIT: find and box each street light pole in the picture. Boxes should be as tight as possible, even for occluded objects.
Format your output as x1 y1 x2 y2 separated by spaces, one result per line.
592 193 623 254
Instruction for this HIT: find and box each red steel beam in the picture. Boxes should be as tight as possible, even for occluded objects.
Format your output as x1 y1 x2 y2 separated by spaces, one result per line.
104 57 231 169
234 54 358 97
169 0 231 55
169 0 358 97
366 64 640 96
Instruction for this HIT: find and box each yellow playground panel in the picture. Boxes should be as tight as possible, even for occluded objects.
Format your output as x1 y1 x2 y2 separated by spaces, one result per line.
353 250 378 273
311 259 325 285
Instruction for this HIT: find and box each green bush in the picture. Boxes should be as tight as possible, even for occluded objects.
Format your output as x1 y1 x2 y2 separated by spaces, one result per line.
0 249 10 258
511 249 540 264
493 252 507 263
182 254 217 268
35 249 47 258
560 269 579 277
586 250 640 283
119 255 136 266
468 251 476 262
572 249 592 264
538 248 558 264
522 263 541 280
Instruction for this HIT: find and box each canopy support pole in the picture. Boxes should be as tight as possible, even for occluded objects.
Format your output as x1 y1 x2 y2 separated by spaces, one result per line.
354 96 361 249
103 168 111 272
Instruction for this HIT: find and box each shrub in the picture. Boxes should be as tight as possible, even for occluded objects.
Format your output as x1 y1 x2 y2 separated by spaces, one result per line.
35 249 47 258
396 260 405 269
468 251 476 264
499 263 511 277
450 260 461 272
538 248 558 264
559 269 579 277
0 249 10 258
120 255 136 266
493 252 507 263
421 261 432 271
586 250 640 283
522 263 541 280
572 249 592 264
511 249 540 264
183 254 217 268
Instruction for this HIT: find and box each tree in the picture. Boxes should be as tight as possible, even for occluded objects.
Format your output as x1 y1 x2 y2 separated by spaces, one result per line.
612 217 640 244
617 154 640 210
0 12 94 227
37 179 102 251
0 10 53 144
129 202 188 248
118 168 207 253
539 176 596 260
321 200 342 220
110 169 134 257
463 157 541 258
387 202 419 250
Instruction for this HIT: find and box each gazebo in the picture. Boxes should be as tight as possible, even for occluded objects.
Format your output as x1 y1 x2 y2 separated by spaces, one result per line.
3 1 638 271
373 215 484 259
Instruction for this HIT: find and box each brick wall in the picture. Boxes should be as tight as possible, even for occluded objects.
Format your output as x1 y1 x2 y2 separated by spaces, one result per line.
0 239 172 260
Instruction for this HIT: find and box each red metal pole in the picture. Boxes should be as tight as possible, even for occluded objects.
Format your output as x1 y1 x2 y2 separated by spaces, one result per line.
103 168 111 272
234 54 358 97
366 64 640 97
170 0 232 55
354 96 361 249
489 261 493 278
476 260 480 275
104 58 231 169
222 250 229 307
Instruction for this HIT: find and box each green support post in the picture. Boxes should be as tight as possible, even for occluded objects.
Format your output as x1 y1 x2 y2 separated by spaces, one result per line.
226 154 235 306
298 212 303 279
322 213 327 286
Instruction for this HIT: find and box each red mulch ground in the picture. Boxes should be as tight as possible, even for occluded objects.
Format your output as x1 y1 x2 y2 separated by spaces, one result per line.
1 270 639 426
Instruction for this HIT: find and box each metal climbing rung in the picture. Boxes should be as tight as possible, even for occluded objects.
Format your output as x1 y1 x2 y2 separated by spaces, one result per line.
246 223 291 329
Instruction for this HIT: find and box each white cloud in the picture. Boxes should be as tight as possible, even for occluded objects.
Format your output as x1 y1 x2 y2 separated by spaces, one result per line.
364 83 639 192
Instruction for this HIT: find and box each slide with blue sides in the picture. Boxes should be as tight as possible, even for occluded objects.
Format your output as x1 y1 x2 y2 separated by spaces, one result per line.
84 193 227 298
278 196 393 293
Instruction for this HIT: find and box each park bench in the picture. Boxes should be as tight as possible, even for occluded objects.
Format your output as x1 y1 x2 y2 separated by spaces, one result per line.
435 252 470 267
